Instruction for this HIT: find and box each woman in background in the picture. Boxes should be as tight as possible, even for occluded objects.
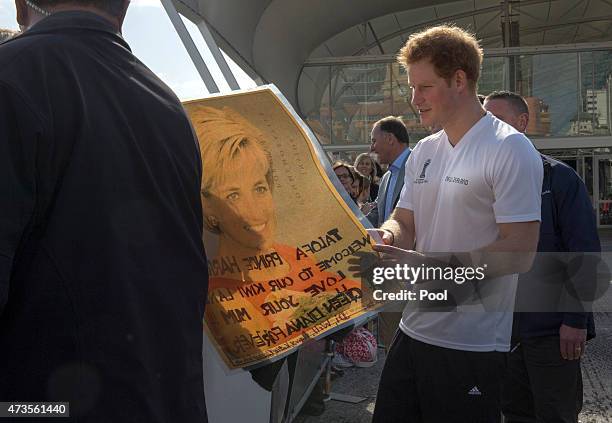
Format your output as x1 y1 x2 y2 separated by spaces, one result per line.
333 161 357 202
354 153 379 202
352 170 371 207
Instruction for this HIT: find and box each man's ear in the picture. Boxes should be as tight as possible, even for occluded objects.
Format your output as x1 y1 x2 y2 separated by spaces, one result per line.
518 113 530 133
453 69 469 93
15 0 29 28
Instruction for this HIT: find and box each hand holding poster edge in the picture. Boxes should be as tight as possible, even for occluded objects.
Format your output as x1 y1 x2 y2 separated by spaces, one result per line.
366 228 385 245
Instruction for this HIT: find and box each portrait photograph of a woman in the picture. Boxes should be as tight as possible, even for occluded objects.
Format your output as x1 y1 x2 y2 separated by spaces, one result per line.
185 89 376 369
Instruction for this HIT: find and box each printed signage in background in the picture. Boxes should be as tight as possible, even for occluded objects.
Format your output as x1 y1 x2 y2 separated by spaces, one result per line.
184 86 381 370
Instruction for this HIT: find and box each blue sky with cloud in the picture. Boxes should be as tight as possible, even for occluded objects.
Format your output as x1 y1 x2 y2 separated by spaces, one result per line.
0 0 255 100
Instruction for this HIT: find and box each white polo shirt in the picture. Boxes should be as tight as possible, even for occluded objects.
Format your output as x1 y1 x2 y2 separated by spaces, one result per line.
397 112 543 352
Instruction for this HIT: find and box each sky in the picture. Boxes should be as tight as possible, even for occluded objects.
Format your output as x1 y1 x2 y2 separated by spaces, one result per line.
0 0 256 100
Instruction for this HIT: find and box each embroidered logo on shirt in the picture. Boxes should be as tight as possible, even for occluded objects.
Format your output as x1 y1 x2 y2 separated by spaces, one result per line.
542 190 551 195
415 159 431 184
468 386 482 396
419 159 431 179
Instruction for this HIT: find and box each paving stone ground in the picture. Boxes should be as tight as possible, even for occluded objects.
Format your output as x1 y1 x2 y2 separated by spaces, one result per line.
581 312 612 423
294 313 611 423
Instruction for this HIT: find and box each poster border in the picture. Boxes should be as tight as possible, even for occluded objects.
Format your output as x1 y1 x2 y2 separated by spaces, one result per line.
185 85 380 372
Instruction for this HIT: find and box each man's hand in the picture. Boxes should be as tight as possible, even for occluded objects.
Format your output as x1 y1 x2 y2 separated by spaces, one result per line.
379 208 415 250
372 244 425 268
367 228 395 246
559 324 586 360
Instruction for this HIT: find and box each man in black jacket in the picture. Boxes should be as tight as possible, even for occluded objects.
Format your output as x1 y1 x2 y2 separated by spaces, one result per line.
485 91 598 423
0 1 208 421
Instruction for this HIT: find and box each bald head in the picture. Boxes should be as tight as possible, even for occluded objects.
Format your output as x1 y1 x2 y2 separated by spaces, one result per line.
484 91 529 133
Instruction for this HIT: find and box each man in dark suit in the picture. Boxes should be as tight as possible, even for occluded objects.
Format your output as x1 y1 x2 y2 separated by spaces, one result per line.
366 116 411 227
365 116 411 349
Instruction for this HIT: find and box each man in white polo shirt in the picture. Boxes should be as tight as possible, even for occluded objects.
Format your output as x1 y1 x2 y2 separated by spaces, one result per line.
371 25 543 422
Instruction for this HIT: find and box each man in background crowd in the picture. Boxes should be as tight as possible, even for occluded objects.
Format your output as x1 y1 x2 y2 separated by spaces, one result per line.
0 1 209 421
365 116 411 228
371 25 542 422
484 91 599 423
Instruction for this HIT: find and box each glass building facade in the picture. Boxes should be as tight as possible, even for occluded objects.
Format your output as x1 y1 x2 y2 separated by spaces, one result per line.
297 44 612 226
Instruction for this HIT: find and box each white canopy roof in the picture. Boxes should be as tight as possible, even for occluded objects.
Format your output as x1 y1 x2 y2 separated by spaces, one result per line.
173 0 612 105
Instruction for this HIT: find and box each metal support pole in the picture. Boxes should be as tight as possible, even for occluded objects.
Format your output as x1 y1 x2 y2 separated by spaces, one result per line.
196 19 240 91
502 0 516 92
502 0 511 48
160 0 219 93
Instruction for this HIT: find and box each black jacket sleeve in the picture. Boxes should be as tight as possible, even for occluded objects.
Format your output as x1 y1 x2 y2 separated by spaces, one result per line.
0 82 38 316
552 164 600 329
554 165 600 254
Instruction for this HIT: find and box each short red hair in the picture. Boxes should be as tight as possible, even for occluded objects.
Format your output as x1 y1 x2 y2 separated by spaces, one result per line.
397 25 483 89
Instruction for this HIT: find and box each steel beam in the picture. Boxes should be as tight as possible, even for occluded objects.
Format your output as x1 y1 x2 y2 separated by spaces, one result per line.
160 0 219 93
